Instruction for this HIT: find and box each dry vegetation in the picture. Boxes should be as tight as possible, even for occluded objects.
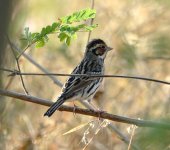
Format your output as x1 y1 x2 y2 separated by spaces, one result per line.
1 0 170 149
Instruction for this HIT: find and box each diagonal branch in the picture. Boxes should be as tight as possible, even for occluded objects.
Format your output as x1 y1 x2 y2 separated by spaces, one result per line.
9 42 63 87
17 43 31 59
0 89 170 130
6 36 29 94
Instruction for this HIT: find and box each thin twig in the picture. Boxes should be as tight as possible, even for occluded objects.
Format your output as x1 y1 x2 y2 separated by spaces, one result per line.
0 68 14 73
15 59 29 94
87 0 95 43
6 36 29 94
1 69 169 85
17 44 30 59
0 89 170 130
5 76 15 90
144 56 170 61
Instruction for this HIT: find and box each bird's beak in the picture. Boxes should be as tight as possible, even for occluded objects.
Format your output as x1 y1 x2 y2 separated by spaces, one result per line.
106 46 113 51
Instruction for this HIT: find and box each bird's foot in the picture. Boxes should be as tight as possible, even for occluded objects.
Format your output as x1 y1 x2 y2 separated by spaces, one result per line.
97 109 106 121
73 104 78 117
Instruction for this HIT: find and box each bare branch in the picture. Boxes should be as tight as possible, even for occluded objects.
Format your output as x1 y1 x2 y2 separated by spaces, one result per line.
0 89 170 130
6 36 29 94
5 76 15 90
17 44 30 59
87 0 95 43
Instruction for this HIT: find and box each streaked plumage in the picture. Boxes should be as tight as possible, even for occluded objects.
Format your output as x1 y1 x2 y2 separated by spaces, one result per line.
44 39 112 117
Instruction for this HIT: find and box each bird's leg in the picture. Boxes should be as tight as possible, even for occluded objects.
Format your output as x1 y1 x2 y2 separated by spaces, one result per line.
72 101 78 116
97 109 106 121
87 99 105 120
87 99 98 110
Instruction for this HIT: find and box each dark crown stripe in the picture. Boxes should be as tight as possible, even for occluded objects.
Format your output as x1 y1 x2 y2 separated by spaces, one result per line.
87 39 106 49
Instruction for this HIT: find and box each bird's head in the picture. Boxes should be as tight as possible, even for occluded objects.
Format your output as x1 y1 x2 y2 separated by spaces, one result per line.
85 39 113 59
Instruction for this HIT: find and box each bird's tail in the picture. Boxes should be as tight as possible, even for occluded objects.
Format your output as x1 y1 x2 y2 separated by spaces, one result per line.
44 98 65 117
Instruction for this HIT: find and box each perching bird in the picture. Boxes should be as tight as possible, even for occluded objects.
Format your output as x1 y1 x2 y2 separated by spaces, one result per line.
44 39 112 117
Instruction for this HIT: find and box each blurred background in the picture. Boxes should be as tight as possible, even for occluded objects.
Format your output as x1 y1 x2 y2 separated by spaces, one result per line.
1 0 170 149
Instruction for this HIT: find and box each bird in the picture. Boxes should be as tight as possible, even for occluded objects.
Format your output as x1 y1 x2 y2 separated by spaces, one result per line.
44 39 112 117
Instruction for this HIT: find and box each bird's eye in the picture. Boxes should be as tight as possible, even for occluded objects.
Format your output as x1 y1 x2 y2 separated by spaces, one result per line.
94 48 105 55
101 46 105 49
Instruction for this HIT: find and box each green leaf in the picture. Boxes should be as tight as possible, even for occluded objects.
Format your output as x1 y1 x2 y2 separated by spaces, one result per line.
22 27 32 44
85 24 98 31
41 27 46 36
52 22 60 30
24 27 31 38
60 24 70 32
44 35 49 42
58 32 68 42
60 24 85 36
31 33 39 39
22 8 97 48
72 33 77 40
66 37 71 45
35 39 45 48
24 27 29 37
74 24 86 31
61 8 96 24
45 25 52 33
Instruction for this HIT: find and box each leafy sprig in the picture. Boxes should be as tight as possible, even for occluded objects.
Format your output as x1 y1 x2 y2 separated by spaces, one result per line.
22 8 98 47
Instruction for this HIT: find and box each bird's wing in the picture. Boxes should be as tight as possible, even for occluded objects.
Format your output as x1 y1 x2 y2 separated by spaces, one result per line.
59 56 105 100
60 75 95 100
60 60 100 100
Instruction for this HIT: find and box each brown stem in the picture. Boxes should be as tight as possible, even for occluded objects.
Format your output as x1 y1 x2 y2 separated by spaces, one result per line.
0 89 170 130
